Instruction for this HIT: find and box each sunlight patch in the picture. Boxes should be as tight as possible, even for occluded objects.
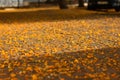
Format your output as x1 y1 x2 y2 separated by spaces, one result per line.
4 8 16 11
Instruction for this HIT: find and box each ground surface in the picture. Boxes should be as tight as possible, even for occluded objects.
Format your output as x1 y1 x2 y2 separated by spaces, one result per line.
0 7 120 80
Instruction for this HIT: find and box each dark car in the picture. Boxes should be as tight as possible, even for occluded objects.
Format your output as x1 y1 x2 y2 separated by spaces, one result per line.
84 0 120 12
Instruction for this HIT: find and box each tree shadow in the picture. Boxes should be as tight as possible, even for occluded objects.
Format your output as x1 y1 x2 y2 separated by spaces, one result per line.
0 8 120 24
0 47 120 79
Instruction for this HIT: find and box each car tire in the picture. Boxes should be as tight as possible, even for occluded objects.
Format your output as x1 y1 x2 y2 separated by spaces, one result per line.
115 7 120 12
87 4 96 10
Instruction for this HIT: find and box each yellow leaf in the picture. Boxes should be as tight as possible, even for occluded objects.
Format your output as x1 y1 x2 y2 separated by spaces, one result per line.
26 67 33 71
32 74 37 80
118 34 120 37
1 65 5 68
60 78 65 80
74 59 79 63
10 73 16 77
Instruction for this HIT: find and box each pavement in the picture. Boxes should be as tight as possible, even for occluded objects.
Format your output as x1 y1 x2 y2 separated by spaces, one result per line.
0 7 120 80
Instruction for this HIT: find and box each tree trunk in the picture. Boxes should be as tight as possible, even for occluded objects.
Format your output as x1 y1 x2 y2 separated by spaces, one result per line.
57 0 68 9
46 0 51 3
78 0 84 7
18 0 19 8
38 0 40 6
46 0 57 4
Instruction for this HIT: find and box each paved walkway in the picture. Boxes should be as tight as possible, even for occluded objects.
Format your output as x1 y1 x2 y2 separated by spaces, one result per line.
0 8 120 79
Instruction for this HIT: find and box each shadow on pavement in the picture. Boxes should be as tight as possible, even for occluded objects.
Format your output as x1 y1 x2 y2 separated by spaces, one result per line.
0 47 120 79
0 8 120 24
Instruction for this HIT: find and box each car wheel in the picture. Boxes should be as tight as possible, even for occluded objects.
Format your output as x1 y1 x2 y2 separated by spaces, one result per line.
87 4 96 10
115 8 120 12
